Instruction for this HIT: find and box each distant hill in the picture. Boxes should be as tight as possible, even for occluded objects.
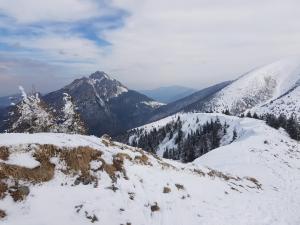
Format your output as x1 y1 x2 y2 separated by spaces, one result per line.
189 58 300 115
139 85 196 103
148 81 232 122
0 94 21 108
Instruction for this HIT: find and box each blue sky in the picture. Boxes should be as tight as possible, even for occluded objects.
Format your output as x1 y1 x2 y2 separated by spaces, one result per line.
0 0 300 96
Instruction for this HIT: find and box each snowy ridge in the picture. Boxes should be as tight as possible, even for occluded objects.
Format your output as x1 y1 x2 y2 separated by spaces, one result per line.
204 58 300 114
129 113 242 157
0 117 300 224
140 101 165 109
251 85 300 119
194 118 300 224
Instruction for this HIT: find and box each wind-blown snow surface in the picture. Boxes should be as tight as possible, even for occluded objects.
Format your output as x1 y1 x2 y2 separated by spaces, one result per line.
0 118 300 225
205 58 300 114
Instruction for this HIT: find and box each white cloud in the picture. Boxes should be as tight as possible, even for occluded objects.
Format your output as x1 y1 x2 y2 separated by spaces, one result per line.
96 0 300 89
0 0 104 23
1 0 300 92
3 34 106 62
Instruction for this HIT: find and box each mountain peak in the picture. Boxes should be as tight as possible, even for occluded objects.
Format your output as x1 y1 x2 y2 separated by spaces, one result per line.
89 71 112 81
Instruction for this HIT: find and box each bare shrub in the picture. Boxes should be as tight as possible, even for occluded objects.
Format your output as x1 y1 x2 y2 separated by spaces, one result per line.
163 186 171 193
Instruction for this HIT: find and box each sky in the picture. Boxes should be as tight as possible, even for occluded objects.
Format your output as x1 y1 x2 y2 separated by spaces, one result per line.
0 0 300 96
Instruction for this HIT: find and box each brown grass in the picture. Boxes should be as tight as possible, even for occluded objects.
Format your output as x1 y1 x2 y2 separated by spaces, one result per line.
0 209 6 219
150 202 160 212
0 143 145 189
163 186 171 193
207 169 240 181
193 169 206 177
0 182 8 199
245 177 262 189
100 153 130 182
0 144 104 185
0 161 55 183
0 147 9 161
134 154 152 166
60 146 102 176
9 186 30 202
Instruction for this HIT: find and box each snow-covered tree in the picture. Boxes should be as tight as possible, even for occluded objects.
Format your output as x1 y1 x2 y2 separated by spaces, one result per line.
59 93 86 134
8 86 58 133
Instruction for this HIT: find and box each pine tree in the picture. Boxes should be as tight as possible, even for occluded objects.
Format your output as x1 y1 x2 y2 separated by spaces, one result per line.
223 109 230 115
8 86 58 133
246 111 252 118
163 149 169 159
286 115 299 140
232 128 237 142
59 93 86 134
252 112 259 119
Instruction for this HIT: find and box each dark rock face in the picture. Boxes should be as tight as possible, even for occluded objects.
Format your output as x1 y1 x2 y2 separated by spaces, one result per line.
43 71 158 136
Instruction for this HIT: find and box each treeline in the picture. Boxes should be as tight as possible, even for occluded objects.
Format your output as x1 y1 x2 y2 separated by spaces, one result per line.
129 117 233 163
240 112 300 141
130 117 183 154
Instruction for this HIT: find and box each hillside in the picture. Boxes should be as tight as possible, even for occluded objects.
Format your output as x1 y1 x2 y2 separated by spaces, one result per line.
185 58 300 115
0 95 21 109
148 81 232 122
122 113 240 162
0 117 299 224
250 86 300 119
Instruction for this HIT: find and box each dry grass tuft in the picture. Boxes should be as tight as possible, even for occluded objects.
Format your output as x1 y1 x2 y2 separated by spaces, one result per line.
193 169 206 177
0 147 9 161
0 209 6 219
33 144 59 162
9 185 30 202
245 177 262 189
207 169 240 181
0 144 104 185
0 182 8 199
134 154 152 166
150 202 160 212
0 161 55 183
100 153 130 182
60 146 102 176
163 186 171 193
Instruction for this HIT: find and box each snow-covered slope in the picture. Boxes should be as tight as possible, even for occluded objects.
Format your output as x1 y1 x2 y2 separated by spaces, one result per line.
251 86 300 119
0 119 300 224
127 113 241 157
201 58 300 114
194 118 300 224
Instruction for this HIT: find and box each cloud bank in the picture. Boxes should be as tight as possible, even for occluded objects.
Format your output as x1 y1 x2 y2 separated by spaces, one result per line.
0 0 300 95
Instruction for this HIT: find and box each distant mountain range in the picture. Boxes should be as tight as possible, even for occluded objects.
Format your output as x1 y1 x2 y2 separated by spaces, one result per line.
139 86 196 103
0 94 21 108
1 58 300 136
1 59 300 225
43 71 164 136
184 58 300 116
